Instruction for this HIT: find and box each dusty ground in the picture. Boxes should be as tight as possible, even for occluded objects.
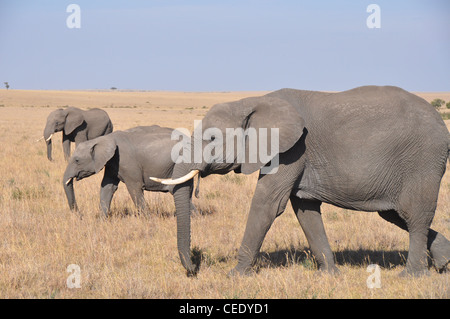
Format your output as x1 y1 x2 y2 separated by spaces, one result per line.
0 89 448 298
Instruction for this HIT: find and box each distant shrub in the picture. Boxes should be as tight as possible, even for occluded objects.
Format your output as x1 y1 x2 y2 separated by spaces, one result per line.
11 186 47 200
205 191 221 200
431 98 445 109
446 101 450 109
224 174 244 185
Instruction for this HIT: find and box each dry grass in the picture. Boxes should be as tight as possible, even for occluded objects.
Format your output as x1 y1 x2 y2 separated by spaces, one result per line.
0 89 448 299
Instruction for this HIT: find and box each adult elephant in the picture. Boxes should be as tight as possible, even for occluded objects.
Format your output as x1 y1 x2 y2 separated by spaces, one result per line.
43 107 113 161
152 86 450 277
63 126 197 218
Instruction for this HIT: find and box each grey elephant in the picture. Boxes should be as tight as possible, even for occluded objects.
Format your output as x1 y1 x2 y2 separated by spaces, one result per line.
43 107 113 161
63 126 196 217
152 85 450 277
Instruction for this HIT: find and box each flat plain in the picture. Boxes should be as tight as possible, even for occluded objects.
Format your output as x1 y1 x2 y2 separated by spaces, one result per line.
0 89 448 298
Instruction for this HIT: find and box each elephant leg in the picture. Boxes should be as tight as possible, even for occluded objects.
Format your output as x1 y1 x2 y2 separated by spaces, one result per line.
62 134 71 161
230 173 294 276
404 222 430 276
125 182 147 214
379 210 449 273
392 208 433 276
73 132 88 148
100 171 120 218
290 196 338 274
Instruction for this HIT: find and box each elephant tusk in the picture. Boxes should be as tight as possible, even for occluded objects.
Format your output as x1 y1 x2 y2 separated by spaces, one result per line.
150 170 200 185
36 136 44 142
149 176 167 183
65 177 73 185
45 134 53 142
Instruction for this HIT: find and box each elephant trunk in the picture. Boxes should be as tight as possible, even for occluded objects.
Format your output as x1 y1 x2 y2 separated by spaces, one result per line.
43 125 54 161
46 139 53 161
63 166 78 211
172 164 198 276
151 139 204 276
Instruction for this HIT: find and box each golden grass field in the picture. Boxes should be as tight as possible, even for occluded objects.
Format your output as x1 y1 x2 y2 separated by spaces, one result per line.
0 89 448 299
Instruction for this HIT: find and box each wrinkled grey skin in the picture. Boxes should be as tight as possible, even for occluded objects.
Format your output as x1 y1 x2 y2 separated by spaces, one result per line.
63 126 196 220
165 86 450 277
44 107 113 161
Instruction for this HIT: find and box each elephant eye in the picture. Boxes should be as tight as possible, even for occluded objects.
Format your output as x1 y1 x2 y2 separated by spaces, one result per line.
210 136 216 141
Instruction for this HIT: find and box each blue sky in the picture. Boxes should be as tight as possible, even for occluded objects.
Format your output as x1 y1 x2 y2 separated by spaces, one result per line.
0 1 449 91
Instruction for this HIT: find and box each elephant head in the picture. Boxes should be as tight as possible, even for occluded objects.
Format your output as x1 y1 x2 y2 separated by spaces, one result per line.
151 96 305 275
43 107 85 161
63 135 117 211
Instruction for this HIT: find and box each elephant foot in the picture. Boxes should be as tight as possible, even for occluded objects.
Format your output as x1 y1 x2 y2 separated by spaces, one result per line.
429 232 450 273
433 257 449 274
437 267 448 274
317 265 340 276
186 269 198 278
399 267 430 278
227 265 254 278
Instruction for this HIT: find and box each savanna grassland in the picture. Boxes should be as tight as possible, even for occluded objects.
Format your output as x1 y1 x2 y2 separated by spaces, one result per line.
0 89 448 299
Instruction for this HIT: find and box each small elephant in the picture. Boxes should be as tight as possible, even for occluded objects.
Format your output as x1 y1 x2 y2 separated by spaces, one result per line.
43 107 113 161
152 86 450 277
63 126 196 217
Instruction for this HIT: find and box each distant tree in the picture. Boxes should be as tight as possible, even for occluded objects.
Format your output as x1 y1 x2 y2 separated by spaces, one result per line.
4 82 9 90
431 98 445 109
446 101 450 109
110 87 117 91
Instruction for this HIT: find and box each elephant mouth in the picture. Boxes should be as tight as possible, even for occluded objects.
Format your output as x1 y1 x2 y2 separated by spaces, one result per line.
65 172 84 185
45 134 53 142
65 176 84 185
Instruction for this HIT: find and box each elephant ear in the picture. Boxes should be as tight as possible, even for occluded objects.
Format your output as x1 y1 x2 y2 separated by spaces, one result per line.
92 137 117 173
64 108 85 135
238 96 305 175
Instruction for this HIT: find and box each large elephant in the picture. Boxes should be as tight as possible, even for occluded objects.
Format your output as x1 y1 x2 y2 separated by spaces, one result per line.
43 107 113 161
152 86 450 277
63 126 196 218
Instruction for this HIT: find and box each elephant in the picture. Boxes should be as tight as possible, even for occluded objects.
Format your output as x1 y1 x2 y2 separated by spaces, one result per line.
151 85 450 277
43 107 113 161
63 126 197 218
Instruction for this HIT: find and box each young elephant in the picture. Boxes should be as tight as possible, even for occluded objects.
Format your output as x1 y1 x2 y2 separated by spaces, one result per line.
63 126 196 217
43 107 113 161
